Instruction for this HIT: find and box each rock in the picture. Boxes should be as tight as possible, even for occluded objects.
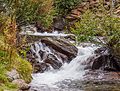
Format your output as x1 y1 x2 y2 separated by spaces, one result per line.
41 38 78 61
6 69 20 81
53 17 66 31
12 79 30 90
84 70 120 84
87 47 120 71
33 62 49 73
35 21 44 33
44 54 62 69
26 38 78 73
83 70 120 91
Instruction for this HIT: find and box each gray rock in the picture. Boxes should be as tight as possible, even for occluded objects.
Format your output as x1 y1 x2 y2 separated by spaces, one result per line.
41 38 78 61
12 79 30 90
53 17 66 31
6 69 20 81
26 38 78 73
87 47 120 71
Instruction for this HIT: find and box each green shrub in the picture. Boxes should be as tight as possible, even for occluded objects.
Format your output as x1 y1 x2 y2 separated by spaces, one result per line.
16 55 32 83
71 9 120 56
3 0 56 28
54 0 83 16
0 14 32 90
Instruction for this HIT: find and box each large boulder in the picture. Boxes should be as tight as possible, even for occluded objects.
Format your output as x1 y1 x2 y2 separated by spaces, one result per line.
87 47 120 71
41 38 78 60
26 38 78 73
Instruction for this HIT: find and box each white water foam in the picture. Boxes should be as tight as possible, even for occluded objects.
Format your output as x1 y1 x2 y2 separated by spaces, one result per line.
20 30 74 37
30 46 98 88
30 42 63 65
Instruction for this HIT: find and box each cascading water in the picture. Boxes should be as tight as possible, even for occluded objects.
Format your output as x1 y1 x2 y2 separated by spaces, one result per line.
29 45 98 91
30 41 63 71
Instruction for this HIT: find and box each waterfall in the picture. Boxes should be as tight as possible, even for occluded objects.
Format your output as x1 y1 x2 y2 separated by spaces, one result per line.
30 45 98 91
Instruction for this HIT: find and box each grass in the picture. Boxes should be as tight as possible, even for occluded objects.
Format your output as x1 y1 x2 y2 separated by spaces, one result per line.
0 16 33 90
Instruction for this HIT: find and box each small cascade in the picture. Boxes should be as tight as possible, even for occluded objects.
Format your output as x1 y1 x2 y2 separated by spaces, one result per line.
29 45 98 91
31 42 62 63
20 30 75 37
29 41 63 72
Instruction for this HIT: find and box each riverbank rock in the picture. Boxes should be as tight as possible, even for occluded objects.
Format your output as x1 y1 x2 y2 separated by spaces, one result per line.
6 69 20 82
41 38 78 60
6 69 30 90
87 47 120 71
12 79 30 90
83 70 120 91
26 38 78 73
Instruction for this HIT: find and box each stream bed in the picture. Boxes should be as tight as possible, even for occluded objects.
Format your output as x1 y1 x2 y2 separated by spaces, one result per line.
21 31 120 91
29 45 98 91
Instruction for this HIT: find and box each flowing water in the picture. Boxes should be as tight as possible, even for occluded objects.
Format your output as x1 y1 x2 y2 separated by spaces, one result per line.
20 28 74 37
29 45 98 91
20 27 120 91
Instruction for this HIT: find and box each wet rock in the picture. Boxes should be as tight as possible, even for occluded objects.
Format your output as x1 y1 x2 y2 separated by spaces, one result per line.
12 79 30 90
41 38 78 61
87 47 120 71
44 54 62 69
33 62 49 73
53 51 69 63
84 70 120 84
26 38 78 73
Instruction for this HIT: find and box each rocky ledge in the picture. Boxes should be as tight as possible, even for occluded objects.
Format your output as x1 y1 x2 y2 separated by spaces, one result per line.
86 47 120 71
25 38 78 73
82 46 120 90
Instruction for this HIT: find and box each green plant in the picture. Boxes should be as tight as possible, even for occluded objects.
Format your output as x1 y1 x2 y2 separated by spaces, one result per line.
0 13 32 89
2 0 56 28
71 9 120 56
54 0 83 16
16 55 32 83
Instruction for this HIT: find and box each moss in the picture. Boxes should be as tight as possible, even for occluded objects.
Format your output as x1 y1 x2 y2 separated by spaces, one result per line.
16 55 33 83
0 40 32 89
0 63 18 91
0 83 18 91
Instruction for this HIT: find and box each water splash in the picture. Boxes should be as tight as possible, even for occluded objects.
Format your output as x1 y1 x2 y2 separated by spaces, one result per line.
31 41 63 64
30 45 98 89
20 30 74 37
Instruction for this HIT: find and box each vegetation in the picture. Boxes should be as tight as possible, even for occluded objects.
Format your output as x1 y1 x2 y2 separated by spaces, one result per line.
0 14 32 90
1 0 55 28
71 3 120 57
0 0 120 90
54 0 83 16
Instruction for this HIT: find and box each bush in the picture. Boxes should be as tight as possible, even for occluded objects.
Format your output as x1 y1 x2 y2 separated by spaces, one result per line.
0 14 32 89
16 55 32 83
54 0 83 16
3 0 56 28
71 10 120 56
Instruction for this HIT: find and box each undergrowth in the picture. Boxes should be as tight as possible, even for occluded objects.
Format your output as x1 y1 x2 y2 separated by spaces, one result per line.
0 14 32 90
